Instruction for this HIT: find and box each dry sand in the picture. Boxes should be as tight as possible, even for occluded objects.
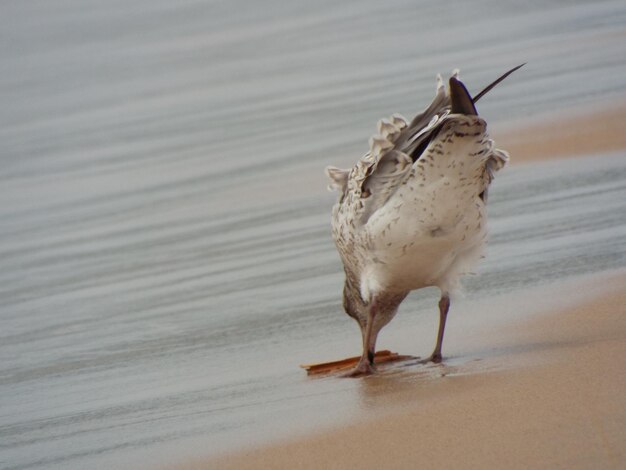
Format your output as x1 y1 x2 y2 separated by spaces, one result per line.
175 107 626 470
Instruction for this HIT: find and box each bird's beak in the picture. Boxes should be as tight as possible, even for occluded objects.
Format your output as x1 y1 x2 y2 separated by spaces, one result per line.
449 77 478 116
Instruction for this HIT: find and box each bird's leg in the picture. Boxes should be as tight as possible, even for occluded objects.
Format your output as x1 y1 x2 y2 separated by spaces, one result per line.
423 293 450 364
344 299 379 377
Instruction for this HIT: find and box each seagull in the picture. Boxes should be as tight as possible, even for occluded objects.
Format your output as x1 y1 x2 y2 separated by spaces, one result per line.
326 65 522 376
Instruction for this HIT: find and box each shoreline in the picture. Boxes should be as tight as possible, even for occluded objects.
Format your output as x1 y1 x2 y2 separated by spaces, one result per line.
177 270 626 470
494 102 626 164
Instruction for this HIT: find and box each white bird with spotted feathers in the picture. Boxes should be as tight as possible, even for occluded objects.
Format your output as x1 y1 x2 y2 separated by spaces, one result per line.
326 66 522 376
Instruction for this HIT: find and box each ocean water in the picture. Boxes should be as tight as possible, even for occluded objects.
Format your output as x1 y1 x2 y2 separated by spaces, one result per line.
1 0 626 468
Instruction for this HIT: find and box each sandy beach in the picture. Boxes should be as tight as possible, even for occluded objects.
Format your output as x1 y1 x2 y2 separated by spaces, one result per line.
187 271 626 470
177 108 626 470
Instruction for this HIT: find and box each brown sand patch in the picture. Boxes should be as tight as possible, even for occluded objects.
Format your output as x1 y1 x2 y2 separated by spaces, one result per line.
495 104 626 163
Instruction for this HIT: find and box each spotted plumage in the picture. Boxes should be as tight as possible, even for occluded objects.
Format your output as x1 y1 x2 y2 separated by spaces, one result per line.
326 67 520 376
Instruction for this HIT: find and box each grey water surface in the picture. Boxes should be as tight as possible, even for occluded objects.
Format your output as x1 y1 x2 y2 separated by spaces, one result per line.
1 0 626 468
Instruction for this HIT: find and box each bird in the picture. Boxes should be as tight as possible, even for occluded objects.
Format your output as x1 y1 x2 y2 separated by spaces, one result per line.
325 65 523 377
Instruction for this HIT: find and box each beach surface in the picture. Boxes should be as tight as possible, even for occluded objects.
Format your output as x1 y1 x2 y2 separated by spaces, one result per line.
185 270 626 470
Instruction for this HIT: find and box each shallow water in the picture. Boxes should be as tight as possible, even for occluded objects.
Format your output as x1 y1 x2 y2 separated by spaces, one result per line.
1 1 626 469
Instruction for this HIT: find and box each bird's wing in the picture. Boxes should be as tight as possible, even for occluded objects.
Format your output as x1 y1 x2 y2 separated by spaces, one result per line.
357 149 413 223
394 73 452 161
479 147 509 202
353 75 454 223
326 69 515 222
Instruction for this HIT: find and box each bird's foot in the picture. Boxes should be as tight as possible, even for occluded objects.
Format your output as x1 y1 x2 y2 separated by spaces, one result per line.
342 359 376 378
418 352 443 365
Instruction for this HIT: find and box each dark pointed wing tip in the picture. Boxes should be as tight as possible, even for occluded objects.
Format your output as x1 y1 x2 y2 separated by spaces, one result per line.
472 63 526 103
449 76 478 116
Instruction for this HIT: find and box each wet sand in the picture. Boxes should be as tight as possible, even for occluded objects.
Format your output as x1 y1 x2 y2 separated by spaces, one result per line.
189 271 626 470
495 103 626 163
